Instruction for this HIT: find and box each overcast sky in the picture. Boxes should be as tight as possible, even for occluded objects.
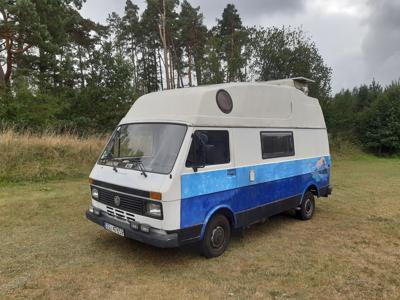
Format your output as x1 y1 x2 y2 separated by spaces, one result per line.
81 0 400 93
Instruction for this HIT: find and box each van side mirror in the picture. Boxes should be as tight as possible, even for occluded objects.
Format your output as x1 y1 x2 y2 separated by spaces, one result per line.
191 132 207 172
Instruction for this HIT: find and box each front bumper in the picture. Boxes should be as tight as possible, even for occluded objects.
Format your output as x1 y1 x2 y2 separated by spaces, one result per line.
86 210 179 248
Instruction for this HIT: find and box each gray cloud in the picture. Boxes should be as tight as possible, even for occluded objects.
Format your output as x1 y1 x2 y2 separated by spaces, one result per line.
81 0 399 92
362 0 400 83
81 0 305 26
189 0 306 25
81 0 132 24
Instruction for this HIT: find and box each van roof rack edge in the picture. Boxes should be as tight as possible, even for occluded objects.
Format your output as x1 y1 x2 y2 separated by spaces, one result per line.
267 77 315 95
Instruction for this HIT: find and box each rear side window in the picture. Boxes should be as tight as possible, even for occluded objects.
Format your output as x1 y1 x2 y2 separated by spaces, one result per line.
260 132 294 159
186 130 230 167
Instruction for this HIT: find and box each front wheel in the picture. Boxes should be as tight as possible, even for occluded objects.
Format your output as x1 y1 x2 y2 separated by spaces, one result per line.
296 191 315 220
201 214 231 258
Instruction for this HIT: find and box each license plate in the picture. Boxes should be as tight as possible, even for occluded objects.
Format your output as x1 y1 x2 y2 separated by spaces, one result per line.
104 222 125 237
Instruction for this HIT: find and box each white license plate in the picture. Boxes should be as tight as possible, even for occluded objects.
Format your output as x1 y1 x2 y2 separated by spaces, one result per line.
104 222 125 237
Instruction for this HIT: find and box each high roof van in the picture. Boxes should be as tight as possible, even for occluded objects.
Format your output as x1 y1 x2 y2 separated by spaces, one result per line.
86 78 332 258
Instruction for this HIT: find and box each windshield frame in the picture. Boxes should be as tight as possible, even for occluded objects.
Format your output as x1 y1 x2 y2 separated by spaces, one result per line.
97 122 188 175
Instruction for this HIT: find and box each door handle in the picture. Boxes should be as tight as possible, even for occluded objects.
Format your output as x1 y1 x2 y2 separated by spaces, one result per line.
249 169 255 182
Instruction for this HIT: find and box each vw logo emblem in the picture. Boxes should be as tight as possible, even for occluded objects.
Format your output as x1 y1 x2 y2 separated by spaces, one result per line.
114 195 121 207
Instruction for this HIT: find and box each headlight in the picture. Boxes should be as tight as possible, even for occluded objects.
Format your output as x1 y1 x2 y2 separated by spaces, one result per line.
91 188 99 199
146 202 162 218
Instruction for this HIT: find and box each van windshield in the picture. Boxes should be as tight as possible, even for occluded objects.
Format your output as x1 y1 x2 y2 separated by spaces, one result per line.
99 123 187 174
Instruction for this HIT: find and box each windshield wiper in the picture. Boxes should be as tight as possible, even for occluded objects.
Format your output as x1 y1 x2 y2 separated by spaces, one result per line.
99 155 120 172
136 160 148 178
101 156 148 177
123 157 148 178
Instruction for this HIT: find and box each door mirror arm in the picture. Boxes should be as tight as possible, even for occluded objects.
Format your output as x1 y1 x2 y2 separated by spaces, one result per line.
191 132 207 172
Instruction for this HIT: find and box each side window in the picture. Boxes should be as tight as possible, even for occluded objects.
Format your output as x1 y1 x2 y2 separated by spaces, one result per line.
260 132 294 159
186 130 230 167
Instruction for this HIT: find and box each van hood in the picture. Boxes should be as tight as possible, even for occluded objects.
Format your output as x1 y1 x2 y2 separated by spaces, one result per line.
89 163 171 194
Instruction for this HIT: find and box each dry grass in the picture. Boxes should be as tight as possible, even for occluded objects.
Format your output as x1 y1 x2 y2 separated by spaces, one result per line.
0 129 106 183
0 155 399 299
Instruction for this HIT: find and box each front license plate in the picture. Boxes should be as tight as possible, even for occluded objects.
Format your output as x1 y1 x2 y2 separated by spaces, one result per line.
104 222 125 237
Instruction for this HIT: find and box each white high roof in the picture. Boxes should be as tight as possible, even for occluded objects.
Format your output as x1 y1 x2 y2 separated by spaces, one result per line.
121 81 326 129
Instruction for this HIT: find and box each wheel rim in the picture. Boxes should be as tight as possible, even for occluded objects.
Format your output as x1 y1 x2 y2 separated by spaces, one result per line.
305 199 313 216
210 226 225 249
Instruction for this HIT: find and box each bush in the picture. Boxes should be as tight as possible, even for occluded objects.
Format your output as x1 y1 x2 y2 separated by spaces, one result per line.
328 135 363 160
358 82 400 154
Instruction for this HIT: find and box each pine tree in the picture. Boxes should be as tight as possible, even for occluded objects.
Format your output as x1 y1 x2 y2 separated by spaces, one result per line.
216 4 247 82
179 0 207 86
0 0 86 87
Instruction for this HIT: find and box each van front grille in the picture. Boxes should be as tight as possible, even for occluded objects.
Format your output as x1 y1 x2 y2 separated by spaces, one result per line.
106 206 136 222
92 180 150 198
96 187 144 215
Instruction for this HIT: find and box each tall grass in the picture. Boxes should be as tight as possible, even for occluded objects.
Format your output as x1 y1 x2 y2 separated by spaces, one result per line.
0 129 107 184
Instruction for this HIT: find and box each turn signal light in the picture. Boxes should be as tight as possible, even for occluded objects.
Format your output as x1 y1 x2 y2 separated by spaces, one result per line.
150 192 162 201
89 178 94 185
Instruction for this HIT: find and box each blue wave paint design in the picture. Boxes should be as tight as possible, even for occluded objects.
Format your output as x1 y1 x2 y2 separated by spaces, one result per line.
180 156 331 229
181 156 331 199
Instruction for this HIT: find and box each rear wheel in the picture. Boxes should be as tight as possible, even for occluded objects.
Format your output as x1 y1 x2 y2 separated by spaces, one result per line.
296 191 315 220
201 214 231 258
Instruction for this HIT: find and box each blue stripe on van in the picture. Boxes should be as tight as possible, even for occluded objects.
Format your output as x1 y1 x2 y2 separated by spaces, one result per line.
180 156 330 229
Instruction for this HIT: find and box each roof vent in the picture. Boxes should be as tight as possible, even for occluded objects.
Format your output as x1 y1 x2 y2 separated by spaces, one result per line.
267 77 315 95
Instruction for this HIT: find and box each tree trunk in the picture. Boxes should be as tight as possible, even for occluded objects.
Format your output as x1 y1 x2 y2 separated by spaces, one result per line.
130 38 137 86
142 48 148 94
4 46 13 86
163 41 170 89
134 49 139 86
0 65 5 85
194 57 202 86
230 32 234 82
2 12 12 86
180 73 184 88
78 46 85 89
169 50 174 89
157 48 164 90
159 0 170 89
188 48 193 87
38 48 46 90
153 50 158 92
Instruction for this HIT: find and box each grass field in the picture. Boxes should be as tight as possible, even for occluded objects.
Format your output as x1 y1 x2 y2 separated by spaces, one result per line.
1 154 400 299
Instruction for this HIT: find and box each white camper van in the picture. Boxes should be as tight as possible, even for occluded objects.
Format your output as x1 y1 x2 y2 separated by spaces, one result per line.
86 78 332 258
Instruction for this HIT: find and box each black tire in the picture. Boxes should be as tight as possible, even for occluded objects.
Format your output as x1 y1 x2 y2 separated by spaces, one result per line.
296 191 315 220
201 214 231 258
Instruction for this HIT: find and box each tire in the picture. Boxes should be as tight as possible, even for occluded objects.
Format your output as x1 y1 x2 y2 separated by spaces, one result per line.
201 214 231 258
296 191 315 220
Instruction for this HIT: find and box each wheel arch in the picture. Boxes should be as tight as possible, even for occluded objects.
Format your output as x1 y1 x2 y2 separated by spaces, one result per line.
300 182 320 204
307 184 319 197
200 205 236 239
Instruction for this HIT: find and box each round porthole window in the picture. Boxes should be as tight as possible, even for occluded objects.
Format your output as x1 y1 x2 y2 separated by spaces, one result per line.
216 89 233 114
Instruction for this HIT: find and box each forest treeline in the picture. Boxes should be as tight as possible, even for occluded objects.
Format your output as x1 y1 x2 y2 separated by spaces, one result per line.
326 81 400 154
0 0 399 154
